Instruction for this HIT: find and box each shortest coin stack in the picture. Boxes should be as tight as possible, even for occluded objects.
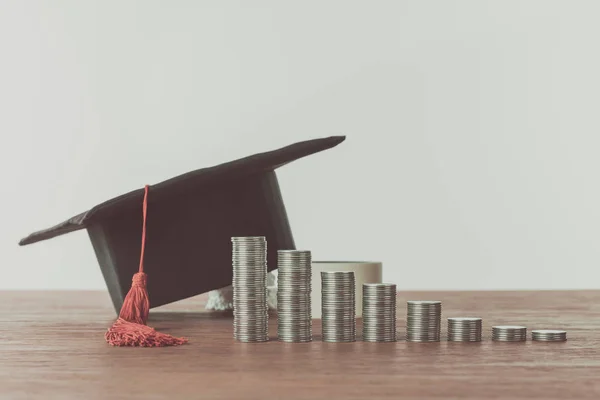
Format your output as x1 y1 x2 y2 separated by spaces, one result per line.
362 283 397 342
492 325 527 342
532 330 567 342
447 317 482 342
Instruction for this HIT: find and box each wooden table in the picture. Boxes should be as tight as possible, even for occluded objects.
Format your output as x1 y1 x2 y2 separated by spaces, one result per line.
1 290 599 399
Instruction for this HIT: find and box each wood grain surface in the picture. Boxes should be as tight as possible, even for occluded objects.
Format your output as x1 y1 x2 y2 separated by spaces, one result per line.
0 290 599 400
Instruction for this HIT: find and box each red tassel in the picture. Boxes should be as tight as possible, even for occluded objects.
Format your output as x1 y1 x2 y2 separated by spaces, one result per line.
118 272 150 325
105 185 187 347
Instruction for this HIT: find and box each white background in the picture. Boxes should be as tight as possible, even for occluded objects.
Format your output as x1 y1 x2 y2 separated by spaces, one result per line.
2 0 599 291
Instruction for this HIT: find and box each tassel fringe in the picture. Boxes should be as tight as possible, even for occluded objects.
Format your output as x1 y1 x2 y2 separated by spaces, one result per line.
105 318 188 347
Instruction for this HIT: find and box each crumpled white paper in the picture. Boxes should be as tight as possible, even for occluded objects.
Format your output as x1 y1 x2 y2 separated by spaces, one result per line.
206 270 278 311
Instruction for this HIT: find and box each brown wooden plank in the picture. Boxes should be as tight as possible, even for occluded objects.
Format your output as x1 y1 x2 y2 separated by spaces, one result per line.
0 290 599 399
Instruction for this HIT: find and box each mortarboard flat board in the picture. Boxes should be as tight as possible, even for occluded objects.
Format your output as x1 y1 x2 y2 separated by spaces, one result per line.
19 135 346 314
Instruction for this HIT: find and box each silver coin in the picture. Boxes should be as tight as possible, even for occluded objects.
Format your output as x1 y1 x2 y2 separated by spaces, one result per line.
406 300 442 342
362 283 396 342
531 329 567 342
276 250 312 343
492 325 527 342
232 237 269 343
447 317 482 342
321 271 356 342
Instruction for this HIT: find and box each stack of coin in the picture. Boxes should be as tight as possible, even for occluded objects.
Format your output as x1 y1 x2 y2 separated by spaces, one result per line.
532 330 567 342
447 317 483 342
321 271 356 342
277 250 312 342
231 236 268 343
406 301 442 342
492 325 527 342
362 283 397 342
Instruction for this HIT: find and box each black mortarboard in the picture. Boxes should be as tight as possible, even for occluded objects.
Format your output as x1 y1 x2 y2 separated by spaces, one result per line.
19 136 345 314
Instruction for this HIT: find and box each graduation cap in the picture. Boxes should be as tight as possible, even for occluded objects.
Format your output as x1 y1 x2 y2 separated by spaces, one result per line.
19 135 345 346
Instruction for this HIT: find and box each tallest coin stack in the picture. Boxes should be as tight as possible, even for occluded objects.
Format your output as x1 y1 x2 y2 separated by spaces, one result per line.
231 236 269 342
